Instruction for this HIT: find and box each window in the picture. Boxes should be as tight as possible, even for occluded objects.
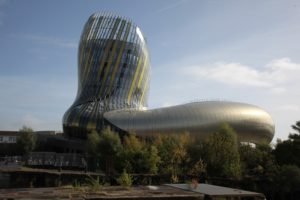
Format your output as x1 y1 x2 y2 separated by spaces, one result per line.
9 136 14 142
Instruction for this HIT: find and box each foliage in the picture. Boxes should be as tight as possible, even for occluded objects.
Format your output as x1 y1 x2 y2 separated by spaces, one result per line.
85 176 103 191
87 130 100 156
98 126 122 173
117 170 133 187
85 127 122 172
240 142 277 178
274 121 300 168
72 179 84 191
17 126 37 155
118 133 160 174
188 159 206 177
99 126 122 156
86 130 101 170
185 137 207 179
205 123 241 178
147 145 161 174
276 165 300 194
291 120 300 134
79 121 300 199
155 133 191 177
170 174 179 183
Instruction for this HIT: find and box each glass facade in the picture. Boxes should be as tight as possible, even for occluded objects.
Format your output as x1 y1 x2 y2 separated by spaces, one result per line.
63 12 150 137
63 12 275 143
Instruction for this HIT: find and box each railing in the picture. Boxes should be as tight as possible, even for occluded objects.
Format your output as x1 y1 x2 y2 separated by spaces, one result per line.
0 152 87 169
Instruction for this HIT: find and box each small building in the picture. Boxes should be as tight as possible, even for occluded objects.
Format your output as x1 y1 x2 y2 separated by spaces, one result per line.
0 131 18 144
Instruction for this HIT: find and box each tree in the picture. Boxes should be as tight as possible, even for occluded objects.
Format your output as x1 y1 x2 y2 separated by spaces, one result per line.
98 126 122 174
154 133 191 179
204 123 241 178
289 120 300 145
117 169 133 187
87 130 100 156
291 120 300 134
87 130 101 170
274 121 300 167
17 126 36 155
276 165 300 199
188 159 207 177
239 144 261 175
147 145 161 174
118 133 160 174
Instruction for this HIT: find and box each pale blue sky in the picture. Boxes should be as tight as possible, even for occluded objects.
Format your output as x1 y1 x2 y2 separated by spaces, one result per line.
0 0 299 141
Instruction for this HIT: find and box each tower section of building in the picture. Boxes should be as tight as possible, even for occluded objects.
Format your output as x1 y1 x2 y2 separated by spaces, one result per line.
63 13 150 138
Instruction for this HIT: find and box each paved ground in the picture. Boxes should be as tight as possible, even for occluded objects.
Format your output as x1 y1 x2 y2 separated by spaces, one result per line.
0 185 204 200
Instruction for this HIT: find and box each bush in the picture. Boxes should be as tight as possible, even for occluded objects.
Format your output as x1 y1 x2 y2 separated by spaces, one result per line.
117 170 133 187
85 176 103 192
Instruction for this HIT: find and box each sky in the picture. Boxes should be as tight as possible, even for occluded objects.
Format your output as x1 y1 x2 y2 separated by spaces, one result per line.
0 0 299 142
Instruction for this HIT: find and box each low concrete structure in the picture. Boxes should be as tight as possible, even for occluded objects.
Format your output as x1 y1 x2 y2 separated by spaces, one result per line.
0 185 203 200
167 183 265 199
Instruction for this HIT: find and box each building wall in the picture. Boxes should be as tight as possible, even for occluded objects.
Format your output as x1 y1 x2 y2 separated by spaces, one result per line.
0 136 17 143
63 12 150 137
0 131 18 144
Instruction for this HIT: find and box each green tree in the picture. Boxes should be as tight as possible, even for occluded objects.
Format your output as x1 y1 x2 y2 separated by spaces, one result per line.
117 169 133 187
205 123 241 178
155 133 191 179
118 133 160 174
98 126 122 174
240 142 277 177
118 133 144 173
276 165 300 199
186 138 208 176
274 121 300 167
17 126 36 155
87 130 101 170
147 145 161 174
188 159 207 177
240 144 259 175
291 120 300 134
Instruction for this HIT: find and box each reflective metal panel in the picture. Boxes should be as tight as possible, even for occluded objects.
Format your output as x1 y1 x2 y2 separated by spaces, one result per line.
63 12 150 137
104 101 275 143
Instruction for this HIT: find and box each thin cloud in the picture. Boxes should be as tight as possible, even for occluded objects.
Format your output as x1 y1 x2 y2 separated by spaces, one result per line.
155 0 189 14
0 0 8 6
23 34 77 49
0 1 7 27
0 12 4 26
21 114 44 130
275 105 299 112
182 58 300 93
0 74 75 131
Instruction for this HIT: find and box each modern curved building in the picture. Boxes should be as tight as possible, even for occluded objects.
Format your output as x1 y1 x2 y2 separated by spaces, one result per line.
63 12 150 138
63 12 275 143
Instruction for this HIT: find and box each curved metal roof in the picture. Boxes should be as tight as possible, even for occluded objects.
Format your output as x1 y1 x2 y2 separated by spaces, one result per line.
104 101 275 143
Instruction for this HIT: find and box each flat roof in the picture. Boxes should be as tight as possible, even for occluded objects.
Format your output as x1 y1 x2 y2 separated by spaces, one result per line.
0 131 19 136
0 186 203 200
166 183 265 198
